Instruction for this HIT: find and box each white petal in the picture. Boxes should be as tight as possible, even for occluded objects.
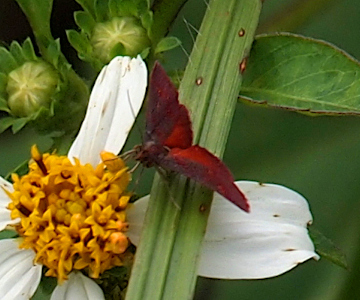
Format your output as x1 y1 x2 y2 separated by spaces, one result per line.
0 239 42 300
51 271 105 300
198 181 319 279
68 55 147 167
126 195 149 246
0 177 20 231
126 181 319 280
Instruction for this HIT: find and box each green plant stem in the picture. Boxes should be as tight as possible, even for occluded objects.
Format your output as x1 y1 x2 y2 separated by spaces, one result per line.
125 1 262 299
14 0 54 56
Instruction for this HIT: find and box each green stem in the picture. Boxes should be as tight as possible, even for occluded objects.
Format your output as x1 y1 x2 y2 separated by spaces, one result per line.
14 0 54 57
125 1 262 299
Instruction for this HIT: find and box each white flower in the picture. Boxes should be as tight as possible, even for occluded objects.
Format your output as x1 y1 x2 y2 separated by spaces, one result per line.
50 271 105 300
0 54 319 300
0 55 147 300
126 181 319 279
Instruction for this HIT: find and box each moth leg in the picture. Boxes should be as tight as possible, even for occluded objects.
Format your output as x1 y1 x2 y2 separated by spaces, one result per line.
129 161 141 173
119 148 137 161
130 164 145 195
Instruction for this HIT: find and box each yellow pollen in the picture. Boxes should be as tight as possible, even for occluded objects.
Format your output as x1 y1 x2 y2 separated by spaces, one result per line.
6 146 132 283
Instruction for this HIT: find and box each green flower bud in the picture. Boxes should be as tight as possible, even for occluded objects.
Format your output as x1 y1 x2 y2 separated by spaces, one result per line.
7 61 59 117
91 17 150 63
67 1 154 70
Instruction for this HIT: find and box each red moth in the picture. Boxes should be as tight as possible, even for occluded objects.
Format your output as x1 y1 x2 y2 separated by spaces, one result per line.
134 62 250 212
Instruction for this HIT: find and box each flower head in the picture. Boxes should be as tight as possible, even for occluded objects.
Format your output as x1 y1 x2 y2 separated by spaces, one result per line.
0 55 147 299
6 146 131 282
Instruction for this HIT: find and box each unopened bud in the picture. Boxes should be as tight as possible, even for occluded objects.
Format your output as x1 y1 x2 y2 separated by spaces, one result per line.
7 61 59 117
91 17 150 63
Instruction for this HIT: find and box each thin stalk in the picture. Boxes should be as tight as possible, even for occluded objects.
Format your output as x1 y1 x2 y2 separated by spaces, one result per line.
125 0 262 299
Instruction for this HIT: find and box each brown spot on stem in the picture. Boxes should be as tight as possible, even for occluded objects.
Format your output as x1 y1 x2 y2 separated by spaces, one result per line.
195 77 203 85
238 28 245 37
199 204 207 213
239 57 248 74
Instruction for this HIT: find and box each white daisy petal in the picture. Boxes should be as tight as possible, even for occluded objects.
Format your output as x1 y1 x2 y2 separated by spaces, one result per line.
0 177 19 230
68 55 147 167
51 271 105 300
198 181 319 279
0 239 42 300
127 181 319 280
126 195 149 246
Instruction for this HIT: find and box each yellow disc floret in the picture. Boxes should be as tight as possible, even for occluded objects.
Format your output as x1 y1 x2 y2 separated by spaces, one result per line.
6 146 131 282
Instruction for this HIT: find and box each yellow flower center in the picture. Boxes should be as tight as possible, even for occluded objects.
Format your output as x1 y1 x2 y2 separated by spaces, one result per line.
5 146 131 282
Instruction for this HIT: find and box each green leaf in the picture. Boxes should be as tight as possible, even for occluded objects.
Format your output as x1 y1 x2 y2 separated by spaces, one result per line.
5 159 29 180
33 276 57 299
116 0 139 17
110 42 126 58
11 117 29 133
0 97 10 113
140 47 150 59
74 11 96 35
9 41 26 65
0 73 8 98
108 0 120 17
0 48 17 74
94 0 110 21
22 38 38 61
240 33 360 115
67 30 91 57
140 9 153 31
0 117 15 134
46 39 64 67
0 230 18 239
309 227 348 270
75 0 96 18
155 36 181 53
